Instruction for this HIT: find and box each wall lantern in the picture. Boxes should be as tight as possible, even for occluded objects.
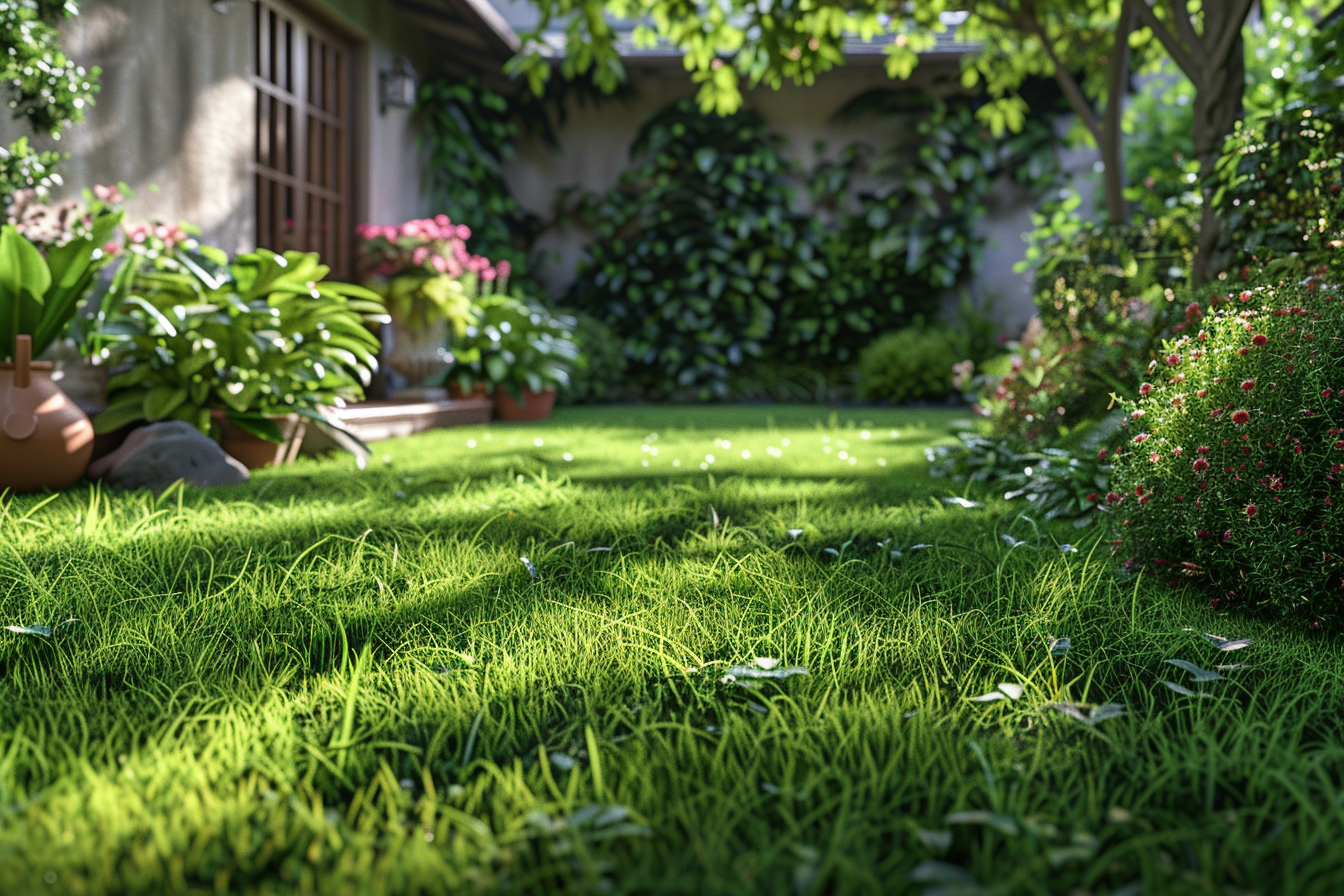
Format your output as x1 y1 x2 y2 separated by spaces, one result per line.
380 58 418 114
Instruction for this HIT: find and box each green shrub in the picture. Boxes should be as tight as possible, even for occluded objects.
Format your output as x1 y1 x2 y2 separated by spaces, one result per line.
1111 276 1344 618
857 326 963 405
561 313 629 404
566 100 825 399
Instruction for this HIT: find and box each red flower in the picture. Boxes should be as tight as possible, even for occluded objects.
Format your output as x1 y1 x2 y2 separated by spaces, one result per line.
1150 453 1161 464
1232 410 1250 425
1133 433 1150 443
1192 458 1210 472
1241 380 1256 391
1196 388 1207 398
1197 445 1211 454
1097 448 1108 459
1139 494 1151 504
1106 492 1121 505
1167 354 1181 366
1252 333 1268 346
1140 382 1154 396
1240 290 1253 302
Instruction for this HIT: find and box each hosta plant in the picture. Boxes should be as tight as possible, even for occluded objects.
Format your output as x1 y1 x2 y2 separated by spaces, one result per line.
1111 277 1344 618
95 246 386 452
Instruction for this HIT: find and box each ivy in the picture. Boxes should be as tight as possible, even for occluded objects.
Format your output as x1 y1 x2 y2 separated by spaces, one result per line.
566 100 825 399
417 77 540 276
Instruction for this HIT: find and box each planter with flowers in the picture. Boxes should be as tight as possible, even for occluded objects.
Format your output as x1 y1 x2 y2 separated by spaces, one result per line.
434 294 579 422
91 240 387 468
356 216 510 395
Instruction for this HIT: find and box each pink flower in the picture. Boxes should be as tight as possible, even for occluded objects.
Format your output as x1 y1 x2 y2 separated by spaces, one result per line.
1252 334 1268 346
431 255 448 273
412 246 430 266
1245 503 1258 518
1232 410 1250 426
456 224 472 240
1133 433 1150 443
93 184 124 204
1167 354 1181 366
1140 382 1154 396
1241 380 1256 391
1193 458 1210 472
496 259 511 280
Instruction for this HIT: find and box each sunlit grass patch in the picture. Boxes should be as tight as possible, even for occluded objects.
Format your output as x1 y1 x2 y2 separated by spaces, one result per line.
0 405 1342 894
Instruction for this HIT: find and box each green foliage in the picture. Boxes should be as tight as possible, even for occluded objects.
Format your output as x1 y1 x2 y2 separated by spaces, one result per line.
417 78 540 275
795 95 1053 365
566 100 825 398
1112 275 1344 618
1216 101 1344 274
0 1 99 202
439 294 579 400
560 312 628 404
0 201 121 362
928 428 1115 525
856 325 964 405
95 247 386 444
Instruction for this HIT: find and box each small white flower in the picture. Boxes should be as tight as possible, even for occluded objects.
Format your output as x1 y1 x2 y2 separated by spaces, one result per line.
562 452 573 461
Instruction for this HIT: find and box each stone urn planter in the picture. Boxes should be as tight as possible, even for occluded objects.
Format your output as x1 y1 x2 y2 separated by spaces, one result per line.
0 336 95 493
211 410 307 469
495 387 557 422
386 318 451 389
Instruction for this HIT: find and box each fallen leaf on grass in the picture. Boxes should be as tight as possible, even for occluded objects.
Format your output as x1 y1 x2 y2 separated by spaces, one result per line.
1049 702 1125 726
944 811 1019 836
4 618 78 638
1165 659 1221 681
970 683 1023 702
721 665 809 682
520 557 539 581
943 497 984 509
1160 680 1205 697
914 828 953 851
787 528 803 539
1204 633 1253 651
1049 637 1071 658
1000 535 1025 548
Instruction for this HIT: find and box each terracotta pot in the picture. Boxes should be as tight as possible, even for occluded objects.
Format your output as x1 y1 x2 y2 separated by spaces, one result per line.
212 411 307 469
495 387 557 422
0 336 95 493
447 382 490 401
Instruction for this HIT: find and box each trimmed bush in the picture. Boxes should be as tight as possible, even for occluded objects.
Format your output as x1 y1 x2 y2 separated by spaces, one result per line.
857 326 963 405
1111 277 1344 618
561 313 629 404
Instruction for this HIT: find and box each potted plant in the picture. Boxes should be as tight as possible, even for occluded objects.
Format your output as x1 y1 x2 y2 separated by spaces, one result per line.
0 190 122 492
91 243 387 468
355 216 509 392
437 294 579 422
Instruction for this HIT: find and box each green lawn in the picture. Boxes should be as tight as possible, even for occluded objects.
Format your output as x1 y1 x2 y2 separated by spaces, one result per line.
1 405 1342 894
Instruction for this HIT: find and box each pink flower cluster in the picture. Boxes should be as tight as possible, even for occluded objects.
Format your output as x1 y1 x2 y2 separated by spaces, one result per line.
355 215 510 285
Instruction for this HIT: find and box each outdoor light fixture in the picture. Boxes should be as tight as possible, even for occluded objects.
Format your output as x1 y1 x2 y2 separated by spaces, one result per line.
380 58 418 114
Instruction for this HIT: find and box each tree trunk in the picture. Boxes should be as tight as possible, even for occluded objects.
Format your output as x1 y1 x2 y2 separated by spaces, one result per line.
1189 23 1246 282
1097 0 1137 225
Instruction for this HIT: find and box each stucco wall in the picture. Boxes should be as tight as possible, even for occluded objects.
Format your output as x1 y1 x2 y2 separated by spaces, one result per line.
1 0 433 256
503 62 1083 338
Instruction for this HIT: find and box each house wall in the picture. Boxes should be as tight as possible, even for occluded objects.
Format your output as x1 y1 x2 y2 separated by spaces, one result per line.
503 62 1087 338
1 0 434 257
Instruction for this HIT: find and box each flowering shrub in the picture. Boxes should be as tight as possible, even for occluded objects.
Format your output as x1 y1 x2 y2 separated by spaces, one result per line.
355 216 507 335
1111 278 1344 617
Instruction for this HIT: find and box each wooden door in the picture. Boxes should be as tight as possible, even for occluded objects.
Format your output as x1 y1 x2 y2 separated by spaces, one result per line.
252 0 355 274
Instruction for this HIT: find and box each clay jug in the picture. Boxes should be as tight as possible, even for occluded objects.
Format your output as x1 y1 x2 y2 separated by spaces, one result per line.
0 336 95 493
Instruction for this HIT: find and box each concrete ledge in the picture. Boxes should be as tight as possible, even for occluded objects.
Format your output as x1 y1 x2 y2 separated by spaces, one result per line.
300 399 493 456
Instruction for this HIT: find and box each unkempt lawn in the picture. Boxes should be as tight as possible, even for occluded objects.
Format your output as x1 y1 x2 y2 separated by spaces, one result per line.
1 405 1342 894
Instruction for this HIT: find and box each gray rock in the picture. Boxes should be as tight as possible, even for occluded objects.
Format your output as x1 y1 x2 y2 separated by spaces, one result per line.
88 421 249 489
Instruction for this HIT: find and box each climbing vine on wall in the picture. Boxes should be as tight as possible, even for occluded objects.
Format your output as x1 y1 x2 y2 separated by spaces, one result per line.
417 77 540 275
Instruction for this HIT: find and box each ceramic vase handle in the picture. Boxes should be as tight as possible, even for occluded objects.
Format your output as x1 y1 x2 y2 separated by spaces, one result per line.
14 335 30 389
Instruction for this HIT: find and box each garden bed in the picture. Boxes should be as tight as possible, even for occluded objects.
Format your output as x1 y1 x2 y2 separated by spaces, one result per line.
0 405 1340 893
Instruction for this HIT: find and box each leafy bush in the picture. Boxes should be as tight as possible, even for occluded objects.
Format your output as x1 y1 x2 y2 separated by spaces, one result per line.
0 2 98 201
857 325 964 405
95 247 385 444
795 96 1053 366
1111 277 1344 617
566 100 826 398
439 295 578 400
560 313 628 404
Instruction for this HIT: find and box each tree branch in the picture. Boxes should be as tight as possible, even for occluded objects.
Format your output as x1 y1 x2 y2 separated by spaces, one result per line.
1209 0 1256 67
1023 5 1101 141
1135 0 1197 79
